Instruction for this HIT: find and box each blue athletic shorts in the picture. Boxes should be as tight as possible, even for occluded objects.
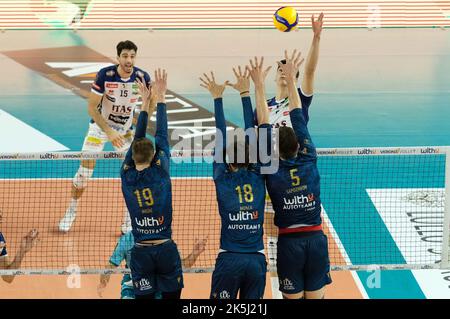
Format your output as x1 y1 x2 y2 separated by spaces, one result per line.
210 252 267 299
277 231 332 294
130 240 184 297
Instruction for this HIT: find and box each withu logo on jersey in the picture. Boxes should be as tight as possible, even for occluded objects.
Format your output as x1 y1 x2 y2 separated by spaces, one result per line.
135 278 153 291
228 211 259 222
283 194 316 210
135 216 164 227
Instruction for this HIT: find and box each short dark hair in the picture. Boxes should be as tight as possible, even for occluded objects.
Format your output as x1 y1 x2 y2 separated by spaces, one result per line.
116 40 138 56
279 126 299 159
278 59 300 79
227 140 250 169
131 138 154 165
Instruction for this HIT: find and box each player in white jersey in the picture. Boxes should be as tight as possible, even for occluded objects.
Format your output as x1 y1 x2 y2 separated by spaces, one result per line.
59 40 151 234
266 13 324 128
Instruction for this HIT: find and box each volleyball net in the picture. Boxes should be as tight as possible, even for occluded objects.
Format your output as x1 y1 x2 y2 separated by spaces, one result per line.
0 146 449 275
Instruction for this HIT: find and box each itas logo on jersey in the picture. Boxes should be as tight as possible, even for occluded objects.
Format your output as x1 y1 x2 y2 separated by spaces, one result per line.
280 278 295 291
135 216 164 227
228 211 259 222
136 278 152 291
112 105 132 114
283 194 316 210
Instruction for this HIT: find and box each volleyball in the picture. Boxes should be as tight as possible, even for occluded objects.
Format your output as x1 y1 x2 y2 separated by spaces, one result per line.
273 6 299 32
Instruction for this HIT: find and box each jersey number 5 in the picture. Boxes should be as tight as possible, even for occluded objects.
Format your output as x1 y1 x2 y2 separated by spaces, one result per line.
134 188 154 207
235 184 254 203
290 169 301 186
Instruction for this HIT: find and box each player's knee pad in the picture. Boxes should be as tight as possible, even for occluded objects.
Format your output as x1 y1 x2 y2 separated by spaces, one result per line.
73 166 94 188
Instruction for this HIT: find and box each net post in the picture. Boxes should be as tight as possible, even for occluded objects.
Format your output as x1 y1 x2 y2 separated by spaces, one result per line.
441 146 450 268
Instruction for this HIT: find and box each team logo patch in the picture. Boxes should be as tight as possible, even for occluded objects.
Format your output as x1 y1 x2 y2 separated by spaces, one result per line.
106 70 115 77
106 83 118 89
105 95 116 103
108 114 130 125
219 290 231 299
280 278 295 291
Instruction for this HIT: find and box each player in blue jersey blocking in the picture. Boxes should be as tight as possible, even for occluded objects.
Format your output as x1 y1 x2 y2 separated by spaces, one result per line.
199 60 272 299
262 50 332 299
120 68 183 299
97 233 208 299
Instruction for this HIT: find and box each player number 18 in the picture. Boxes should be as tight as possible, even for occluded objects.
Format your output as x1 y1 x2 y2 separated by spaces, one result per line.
235 184 254 203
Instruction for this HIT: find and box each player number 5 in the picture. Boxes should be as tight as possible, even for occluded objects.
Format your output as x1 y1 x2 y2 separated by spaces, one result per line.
290 169 300 186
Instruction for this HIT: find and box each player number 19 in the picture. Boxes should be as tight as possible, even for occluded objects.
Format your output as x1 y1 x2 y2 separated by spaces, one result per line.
134 188 154 207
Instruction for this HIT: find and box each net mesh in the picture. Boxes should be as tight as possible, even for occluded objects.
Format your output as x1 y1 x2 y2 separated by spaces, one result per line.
0 146 448 275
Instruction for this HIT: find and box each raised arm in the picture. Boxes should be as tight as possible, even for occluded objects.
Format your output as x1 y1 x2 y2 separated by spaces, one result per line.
122 75 154 169
199 72 228 176
153 69 169 157
182 237 208 268
279 50 317 158
301 13 324 96
227 66 254 130
247 57 273 164
1 229 39 283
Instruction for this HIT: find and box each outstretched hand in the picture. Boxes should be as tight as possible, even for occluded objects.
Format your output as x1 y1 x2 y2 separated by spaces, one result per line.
227 66 250 95
20 229 39 254
311 12 324 37
246 56 272 86
277 50 304 82
152 68 168 103
199 72 229 99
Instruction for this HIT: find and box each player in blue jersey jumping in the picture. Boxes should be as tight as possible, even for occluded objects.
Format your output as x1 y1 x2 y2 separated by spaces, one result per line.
261 50 332 299
0 209 39 283
120 68 184 299
59 40 151 235
97 233 208 299
199 60 272 299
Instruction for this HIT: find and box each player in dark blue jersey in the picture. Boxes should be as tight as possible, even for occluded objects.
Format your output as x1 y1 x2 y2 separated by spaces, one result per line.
265 13 324 129
263 50 331 299
199 62 272 299
0 209 39 283
120 69 183 299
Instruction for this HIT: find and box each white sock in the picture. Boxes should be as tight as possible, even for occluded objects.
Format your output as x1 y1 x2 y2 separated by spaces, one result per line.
69 198 78 212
